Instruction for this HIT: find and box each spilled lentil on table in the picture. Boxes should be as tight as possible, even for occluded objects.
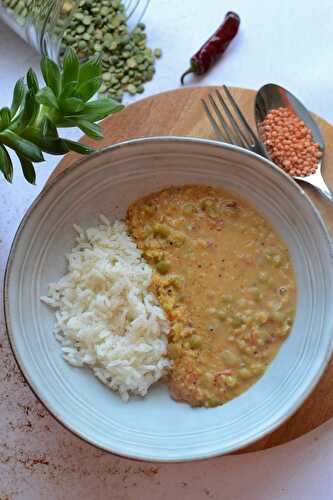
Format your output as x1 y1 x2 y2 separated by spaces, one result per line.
127 185 297 408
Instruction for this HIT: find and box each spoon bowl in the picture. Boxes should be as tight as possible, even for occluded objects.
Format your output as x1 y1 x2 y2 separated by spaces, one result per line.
255 83 333 206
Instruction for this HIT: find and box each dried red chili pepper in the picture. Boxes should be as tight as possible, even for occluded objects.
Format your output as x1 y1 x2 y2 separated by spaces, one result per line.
180 11 241 85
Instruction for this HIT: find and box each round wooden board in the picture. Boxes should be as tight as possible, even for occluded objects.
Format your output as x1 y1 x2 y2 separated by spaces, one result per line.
49 87 333 453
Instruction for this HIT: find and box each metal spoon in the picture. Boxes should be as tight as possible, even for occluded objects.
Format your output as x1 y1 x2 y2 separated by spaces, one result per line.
255 83 333 207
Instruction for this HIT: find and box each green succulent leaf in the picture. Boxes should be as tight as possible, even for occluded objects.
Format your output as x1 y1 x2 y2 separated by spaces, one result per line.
40 56 61 97
77 77 101 102
11 78 26 117
63 139 95 154
26 68 39 94
11 90 39 133
36 87 59 110
0 129 44 162
81 98 123 122
62 47 80 86
22 128 69 155
25 91 39 126
0 50 124 183
0 144 13 182
40 116 59 138
18 154 36 184
77 120 103 139
48 117 77 128
0 107 12 129
60 81 79 99
60 97 85 114
78 55 101 84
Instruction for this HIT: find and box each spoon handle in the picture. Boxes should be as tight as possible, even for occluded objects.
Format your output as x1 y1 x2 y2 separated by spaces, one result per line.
302 174 333 209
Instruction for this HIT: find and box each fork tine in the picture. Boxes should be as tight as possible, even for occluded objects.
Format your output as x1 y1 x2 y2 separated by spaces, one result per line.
222 85 258 144
207 94 234 144
215 89 249 148
201 99 225 142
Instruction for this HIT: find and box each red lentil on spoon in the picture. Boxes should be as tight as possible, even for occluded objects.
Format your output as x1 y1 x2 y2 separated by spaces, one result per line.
261 107 322 177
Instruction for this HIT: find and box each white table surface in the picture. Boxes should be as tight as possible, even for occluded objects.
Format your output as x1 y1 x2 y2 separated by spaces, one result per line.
1 0 333 498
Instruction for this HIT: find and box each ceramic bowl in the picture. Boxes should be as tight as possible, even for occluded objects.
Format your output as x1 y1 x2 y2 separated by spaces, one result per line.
4 137 333 462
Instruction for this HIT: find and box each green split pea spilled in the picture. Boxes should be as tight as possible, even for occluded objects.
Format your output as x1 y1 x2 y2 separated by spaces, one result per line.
60 0 162 102
2 0 162 102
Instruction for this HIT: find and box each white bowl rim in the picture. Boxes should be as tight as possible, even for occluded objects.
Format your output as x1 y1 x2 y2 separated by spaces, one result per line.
4 136 333 462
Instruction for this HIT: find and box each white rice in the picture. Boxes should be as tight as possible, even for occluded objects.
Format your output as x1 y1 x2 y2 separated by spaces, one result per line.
41 216 170 402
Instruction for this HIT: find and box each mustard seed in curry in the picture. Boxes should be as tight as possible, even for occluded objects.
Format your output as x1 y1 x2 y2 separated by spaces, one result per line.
127 185 297 408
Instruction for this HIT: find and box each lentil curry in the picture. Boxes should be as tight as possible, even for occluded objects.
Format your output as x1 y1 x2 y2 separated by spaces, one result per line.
127 185 296 408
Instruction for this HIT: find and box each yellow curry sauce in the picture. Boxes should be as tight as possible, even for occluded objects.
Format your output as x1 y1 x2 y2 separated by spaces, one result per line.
127 186 296 407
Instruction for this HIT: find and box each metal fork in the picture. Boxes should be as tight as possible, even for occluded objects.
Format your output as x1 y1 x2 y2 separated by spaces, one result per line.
202 85 267 157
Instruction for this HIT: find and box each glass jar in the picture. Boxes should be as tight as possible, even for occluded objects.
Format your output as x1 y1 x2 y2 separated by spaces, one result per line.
0 0 150 62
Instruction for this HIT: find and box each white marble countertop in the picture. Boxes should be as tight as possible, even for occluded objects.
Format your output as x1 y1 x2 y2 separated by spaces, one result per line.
1 0 333 498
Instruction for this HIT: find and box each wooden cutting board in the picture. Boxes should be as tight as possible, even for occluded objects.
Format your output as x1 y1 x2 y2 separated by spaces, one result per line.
49 86 333 453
